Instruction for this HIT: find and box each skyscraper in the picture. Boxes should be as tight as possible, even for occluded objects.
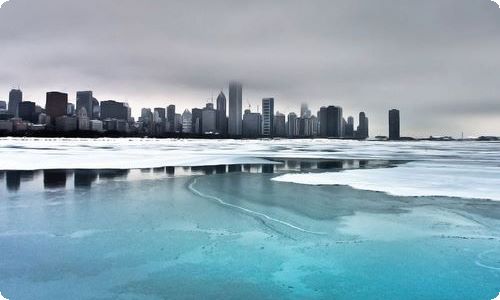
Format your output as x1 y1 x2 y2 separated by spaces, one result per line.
228 82 242 136
345 116 355 138
216 91 227 135
356 112 369 139
318 107 328 137
242 109 261 138
0 100 6 110
273 112 286 137
287 112 298 137
18 101 37 123
100 100 129 121
76 91 93 120
192 108 203 135
202 103 217 134
389 109 400 140
181 109 192 133
262 98 274 137
326 106 343 137
45 92 68 124
300 103 311 118
92 97 100 119
167 105 176 132
8 89 22 117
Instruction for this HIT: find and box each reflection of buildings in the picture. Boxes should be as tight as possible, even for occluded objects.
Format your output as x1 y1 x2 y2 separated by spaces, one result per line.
43 169 67 189
74 170 98 187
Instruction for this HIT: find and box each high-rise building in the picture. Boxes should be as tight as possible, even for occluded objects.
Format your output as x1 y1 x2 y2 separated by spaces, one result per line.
202 103 217 134
0 100 6 110
77 107 90 131
300 103 311 118
287 112 298 137
216 91 227 135
154 108 166 121
167 105 176 132
100 100 129 121
46 92 68 124
191 108 203 135
67 103 75 116
76 91 93 120
319 107 328 137
92 98 100 119
345 116 355 138
389 109 400 140
181 109 192 133
262 98 274 137
8 89 22 117
18 101 37 123
273 112 286 137
228 82 242 136
242 109 261 138
356 112 369 139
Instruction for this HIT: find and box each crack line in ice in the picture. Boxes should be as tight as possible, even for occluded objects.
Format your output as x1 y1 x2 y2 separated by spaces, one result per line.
188 177 327 235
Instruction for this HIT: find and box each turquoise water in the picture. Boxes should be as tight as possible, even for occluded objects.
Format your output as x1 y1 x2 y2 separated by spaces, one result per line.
0 165 499 299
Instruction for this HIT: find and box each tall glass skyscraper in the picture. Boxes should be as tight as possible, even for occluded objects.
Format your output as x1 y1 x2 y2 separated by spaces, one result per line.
389 109 400 140
262 98 274 137
8 89 22 117
228 82 242 136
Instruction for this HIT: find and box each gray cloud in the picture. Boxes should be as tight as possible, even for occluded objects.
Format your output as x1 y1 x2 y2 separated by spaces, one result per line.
1 0 500 137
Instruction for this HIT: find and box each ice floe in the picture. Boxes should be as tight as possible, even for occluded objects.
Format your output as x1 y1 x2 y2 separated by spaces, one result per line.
272 161 500 201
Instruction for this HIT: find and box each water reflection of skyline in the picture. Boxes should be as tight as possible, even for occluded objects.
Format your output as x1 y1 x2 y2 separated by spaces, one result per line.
0 159 390 192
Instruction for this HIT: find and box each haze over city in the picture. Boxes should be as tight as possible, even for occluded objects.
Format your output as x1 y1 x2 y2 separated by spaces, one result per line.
1 0 500 137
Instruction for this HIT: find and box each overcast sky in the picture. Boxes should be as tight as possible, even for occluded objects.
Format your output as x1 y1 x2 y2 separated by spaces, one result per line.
1 0 499 137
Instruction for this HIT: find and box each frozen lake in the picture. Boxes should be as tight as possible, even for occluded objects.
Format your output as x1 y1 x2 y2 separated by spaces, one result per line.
0 138 499 299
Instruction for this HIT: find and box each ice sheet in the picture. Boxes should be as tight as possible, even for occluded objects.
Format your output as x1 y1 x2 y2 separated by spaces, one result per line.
272 161 500 201
1 137 499 170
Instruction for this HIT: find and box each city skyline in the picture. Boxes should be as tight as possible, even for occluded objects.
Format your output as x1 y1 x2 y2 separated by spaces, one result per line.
1 1 500 137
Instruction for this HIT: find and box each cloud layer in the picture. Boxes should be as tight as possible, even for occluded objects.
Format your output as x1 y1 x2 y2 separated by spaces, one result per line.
1 0 500 136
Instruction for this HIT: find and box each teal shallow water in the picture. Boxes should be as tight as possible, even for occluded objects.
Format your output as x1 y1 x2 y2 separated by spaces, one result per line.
0 168 499 299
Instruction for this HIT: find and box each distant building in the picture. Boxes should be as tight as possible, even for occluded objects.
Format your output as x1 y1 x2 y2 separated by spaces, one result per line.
318 106 328 137
202 103 217 134
356 112 369 139
242 109 261 138
325 106 342 138
167 105 176 132
262 98 274 137
0 100 6 110
77 107 90 131
216 91 227 135
100 100 129 121
300 103 311 118
345 116 355 138
287 112 298 137
8 89 22 117
191 108 203 135
228 82 242 136
273 112 286 137
67 103 75 116
389 109 400 140
92 98 100 119
55 115 77 132
38 113 50 125
46 92 68 125
76 91 93 120
89 120 103 132
0 120 13 132
181 109 192 133
18 101 37 123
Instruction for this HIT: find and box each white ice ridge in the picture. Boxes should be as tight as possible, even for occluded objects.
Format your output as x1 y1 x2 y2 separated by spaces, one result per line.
1 137 499 170
188 177 327 235
0 291 9 300
272 161 500 201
